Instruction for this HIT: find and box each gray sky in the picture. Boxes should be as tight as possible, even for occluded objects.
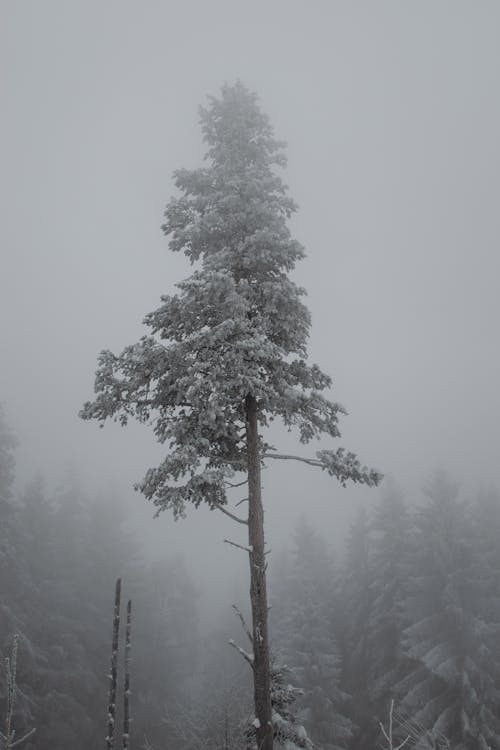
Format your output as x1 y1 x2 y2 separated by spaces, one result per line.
2 1 499 608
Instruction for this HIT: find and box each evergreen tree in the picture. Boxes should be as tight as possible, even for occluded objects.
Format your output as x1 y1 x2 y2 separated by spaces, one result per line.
274 518 354 750
401 470 479 749
268 661 314 750
366 481 413 717
16 474 57 748
337 506 374 750
17 475 140 750
0 407 22 636
133 557 200 749
19 474 55 593
164 620 251 750
0 410 37 744
24 473 100 750
80 81 380 748
466 486 500 747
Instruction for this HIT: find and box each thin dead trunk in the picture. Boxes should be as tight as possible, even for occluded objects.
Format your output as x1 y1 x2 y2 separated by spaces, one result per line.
245 394 273 750
107 578 121 750
1 635 36 750
123 599 132 750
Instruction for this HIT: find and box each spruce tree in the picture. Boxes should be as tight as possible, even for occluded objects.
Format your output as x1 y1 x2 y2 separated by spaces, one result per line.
275 518 354 750
366 482 413 716
467 487 500 747
401 470 478 748
0 410 36 741
0 407 21 637
132 556 200 748
338 506 374 749
80 82 380 749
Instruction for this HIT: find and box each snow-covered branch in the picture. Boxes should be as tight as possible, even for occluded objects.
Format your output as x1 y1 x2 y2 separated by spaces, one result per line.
263 448 382 487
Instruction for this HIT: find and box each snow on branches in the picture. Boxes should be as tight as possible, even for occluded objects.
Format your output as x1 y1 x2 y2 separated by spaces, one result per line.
80 82 381 517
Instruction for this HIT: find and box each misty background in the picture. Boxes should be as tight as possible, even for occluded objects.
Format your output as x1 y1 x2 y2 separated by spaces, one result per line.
1 1 500 622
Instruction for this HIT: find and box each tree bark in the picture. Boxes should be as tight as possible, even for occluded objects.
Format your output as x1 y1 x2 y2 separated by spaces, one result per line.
107 578 121 750
123 599 132 750
245 394 273 750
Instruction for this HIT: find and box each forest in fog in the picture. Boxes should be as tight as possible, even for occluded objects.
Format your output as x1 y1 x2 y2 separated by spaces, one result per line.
2 405 500 749
3 3 500 750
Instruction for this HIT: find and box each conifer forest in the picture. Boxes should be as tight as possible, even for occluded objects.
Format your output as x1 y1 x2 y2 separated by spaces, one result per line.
2 4 500 750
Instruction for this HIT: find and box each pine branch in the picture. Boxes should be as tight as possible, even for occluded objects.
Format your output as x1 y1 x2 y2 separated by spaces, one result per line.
263 449 382 486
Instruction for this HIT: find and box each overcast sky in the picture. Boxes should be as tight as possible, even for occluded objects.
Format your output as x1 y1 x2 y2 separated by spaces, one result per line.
2 1 499 609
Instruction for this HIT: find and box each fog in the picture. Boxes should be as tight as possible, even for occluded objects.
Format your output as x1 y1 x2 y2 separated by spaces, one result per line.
2 0 500 632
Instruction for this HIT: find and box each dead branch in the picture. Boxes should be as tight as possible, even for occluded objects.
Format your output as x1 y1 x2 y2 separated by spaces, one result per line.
228 639 254 669
224 539 252 553
232 604 253 645
215 504 248 525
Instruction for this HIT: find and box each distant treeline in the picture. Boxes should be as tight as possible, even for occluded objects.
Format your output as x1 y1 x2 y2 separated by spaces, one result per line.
1 406 500 750
270 473 500 750
0 407 225 750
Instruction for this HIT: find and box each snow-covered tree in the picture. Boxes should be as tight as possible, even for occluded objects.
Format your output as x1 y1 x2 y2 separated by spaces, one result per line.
268 661 314 750
80 81 380 749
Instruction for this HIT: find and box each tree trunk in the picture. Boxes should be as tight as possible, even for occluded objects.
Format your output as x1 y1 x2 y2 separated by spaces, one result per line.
245 394 273 750
107 578 121 750
123 599 132 750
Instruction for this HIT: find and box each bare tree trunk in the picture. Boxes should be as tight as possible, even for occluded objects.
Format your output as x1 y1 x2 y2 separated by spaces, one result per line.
1 635 36 750
245 394 273 750
123 599 132 750
4 635 17 749
107 578 121 750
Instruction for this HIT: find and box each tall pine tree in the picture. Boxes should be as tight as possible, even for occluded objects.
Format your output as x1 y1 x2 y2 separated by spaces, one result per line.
80 82 380 748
